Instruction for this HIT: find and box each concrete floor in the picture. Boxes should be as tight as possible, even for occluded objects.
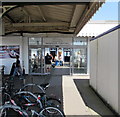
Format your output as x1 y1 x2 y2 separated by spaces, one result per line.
51 67 117 116
63 75 117 117
2 67 118 116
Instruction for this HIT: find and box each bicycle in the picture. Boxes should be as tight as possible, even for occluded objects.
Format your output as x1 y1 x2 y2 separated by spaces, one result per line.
18 83 61 109
13 91 65 116
1 83 64 116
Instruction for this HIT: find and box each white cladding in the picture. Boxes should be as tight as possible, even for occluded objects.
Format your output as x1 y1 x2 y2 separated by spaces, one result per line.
90 28 119 113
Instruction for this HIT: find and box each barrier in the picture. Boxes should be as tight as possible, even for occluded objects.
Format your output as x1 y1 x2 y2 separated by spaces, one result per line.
90 24 120 114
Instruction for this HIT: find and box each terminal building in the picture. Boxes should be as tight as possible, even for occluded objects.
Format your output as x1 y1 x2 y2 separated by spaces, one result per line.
1 19 118 75
0 1 120 116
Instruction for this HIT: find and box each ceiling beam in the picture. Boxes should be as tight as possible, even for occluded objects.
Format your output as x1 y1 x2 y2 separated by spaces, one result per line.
2 7 7 13
1 5 17 17
75 0 105 34
2 2 90 6
69 4 86 32
5 14 16 23
5 30 74 36
12 22 69 27
22 7 31 23
37 6 47 22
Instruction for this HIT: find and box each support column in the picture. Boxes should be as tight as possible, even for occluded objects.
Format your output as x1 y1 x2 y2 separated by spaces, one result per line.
0 1 2 106
118 2 120 113
87 37 90 75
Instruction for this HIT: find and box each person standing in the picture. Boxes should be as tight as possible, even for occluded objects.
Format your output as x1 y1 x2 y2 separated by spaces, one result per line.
45 53 52 72
13 55 23 78
77 51 82 68
32 54 38 72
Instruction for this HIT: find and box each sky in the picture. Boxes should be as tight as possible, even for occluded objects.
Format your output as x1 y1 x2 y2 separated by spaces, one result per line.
91 1 119 20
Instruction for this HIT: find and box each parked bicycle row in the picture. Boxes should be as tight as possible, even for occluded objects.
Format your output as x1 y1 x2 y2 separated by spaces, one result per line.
0 76 65 117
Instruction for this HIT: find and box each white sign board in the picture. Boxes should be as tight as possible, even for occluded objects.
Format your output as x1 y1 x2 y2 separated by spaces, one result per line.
43 37 72 45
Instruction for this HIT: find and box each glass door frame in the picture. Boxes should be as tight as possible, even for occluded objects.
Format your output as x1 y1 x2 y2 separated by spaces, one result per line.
44 45 73 75
29 45 46 75
28 37 89 75
71 46 88 75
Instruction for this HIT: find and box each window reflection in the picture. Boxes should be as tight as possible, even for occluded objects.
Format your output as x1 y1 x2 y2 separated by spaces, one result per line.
29 38 41 45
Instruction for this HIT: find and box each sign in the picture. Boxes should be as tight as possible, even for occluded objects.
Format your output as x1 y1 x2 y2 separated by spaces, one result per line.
0 45 20 59
43 37 72 45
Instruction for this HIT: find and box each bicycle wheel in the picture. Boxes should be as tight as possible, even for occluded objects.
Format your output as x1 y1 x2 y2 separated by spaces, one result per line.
46 98 61 109
0 104 28 117
0 108 7 117
0 108 22 117
39 107 65 117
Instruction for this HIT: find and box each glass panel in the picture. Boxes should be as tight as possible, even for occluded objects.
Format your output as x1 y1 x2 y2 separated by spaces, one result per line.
29 48 41 73
63 48 71 67
73 38 87 45
44 48 51 73
41 48 45 73
29 38 41 45
50 48 57 62
73 48 87 74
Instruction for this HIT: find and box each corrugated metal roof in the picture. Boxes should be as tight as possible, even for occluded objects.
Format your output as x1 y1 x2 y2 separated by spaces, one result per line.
1 1 105 35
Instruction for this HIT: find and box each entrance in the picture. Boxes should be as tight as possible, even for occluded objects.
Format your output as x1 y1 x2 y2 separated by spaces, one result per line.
72 48 87 74
29 47 45 74
44 47 71 68
28 37 88 75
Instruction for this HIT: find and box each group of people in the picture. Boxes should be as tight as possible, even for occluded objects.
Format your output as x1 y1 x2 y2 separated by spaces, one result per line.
10 51 82 76
45 53 63 72
31 53 53 73
10 53 62 76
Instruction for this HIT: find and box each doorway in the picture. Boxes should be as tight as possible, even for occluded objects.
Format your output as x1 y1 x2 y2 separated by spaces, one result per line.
72 48 87 74
29 47 45 74
28 37 88 75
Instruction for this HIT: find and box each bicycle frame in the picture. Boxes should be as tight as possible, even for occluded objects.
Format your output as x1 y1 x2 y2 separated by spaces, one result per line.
19 83 46 93
15 91 43 109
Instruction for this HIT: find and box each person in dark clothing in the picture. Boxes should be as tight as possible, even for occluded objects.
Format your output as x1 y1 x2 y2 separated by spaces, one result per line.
45 53 52 72
13 55 23 77
10 62 16 76
32 54 38 72
45 53 52 64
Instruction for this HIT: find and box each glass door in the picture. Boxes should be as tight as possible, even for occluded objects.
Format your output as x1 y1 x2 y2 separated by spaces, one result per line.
63 48 71 67
72 48 87 74
29 47 45 74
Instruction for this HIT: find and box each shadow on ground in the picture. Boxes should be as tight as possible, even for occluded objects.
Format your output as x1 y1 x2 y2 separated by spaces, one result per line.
74 79 117 117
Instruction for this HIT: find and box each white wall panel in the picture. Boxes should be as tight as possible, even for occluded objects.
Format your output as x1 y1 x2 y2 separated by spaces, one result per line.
97 30 118 111
118 28 120 114
22 37 29 74
90 28 119 113
90 39 97 90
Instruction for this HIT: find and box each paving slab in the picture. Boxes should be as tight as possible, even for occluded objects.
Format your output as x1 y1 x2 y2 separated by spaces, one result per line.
62 75 117 117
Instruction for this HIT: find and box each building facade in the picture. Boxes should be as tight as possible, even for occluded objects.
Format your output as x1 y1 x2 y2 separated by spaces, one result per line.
0 36 89 75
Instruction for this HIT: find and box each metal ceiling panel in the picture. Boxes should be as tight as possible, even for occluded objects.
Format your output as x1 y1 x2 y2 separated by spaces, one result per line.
1 1 105 35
